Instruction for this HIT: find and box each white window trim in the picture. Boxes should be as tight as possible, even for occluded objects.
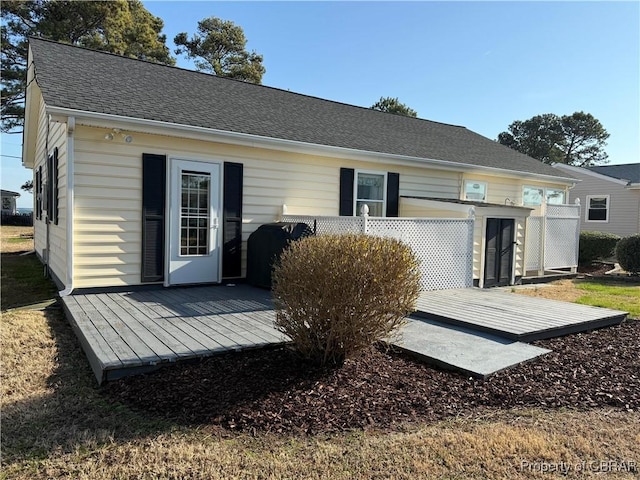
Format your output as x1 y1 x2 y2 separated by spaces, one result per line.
585 194 610 223
522 185 544 206
354 169 387 217
463 180 488 202
522 185 566 206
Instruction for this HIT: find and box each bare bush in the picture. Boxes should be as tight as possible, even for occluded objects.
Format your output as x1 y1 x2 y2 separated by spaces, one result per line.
272 234 421 367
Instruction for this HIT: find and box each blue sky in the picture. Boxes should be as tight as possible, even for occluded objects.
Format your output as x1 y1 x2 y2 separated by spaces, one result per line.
2 1 638 208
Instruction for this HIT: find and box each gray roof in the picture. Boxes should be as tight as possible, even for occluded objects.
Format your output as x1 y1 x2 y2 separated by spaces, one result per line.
29 37 569 179
587 163 640 184
1 189 20 197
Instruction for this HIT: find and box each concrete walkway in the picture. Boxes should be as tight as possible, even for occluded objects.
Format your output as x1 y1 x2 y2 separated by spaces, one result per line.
393 317 551 378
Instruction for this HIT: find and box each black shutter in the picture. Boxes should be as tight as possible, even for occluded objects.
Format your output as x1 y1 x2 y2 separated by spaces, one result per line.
223 162 243 278
339 168 354 216
35 167 41 220
52 148 59 224
141 153 166 283
386 172 400 217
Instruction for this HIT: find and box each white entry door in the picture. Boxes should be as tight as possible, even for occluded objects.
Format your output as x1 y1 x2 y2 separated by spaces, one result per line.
168 159 221 285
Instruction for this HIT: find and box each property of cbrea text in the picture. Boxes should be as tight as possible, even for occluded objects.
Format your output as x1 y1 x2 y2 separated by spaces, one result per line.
520 460 637 474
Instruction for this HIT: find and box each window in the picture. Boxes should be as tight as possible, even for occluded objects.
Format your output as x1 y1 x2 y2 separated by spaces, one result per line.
180 171 211 256
47 148 59 224
586 195 609 222
545 188 565 205
355 171 386 216
523 186 566 206
464 181 487 202
523 186 544 206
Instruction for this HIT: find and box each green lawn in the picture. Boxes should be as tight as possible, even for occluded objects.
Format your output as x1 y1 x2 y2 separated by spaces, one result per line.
575 281 640 318
1 254 58 310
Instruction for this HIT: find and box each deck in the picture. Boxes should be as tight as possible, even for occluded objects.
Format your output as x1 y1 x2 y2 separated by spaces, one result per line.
61 284 285 383
61 285 628 384
414 288 627 342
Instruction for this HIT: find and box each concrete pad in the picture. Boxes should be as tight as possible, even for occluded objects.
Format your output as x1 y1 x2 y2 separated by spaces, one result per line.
391 317 551 379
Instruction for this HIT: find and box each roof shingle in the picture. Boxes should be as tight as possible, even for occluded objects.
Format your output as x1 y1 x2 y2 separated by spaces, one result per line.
29 37 570 179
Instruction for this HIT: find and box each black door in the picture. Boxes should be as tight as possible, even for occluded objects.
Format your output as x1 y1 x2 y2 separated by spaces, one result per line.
484 218 515 287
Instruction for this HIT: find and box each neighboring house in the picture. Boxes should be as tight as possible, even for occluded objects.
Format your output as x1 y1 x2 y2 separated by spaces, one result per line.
554 163 640 237
1 190 20 215
22 38 579 293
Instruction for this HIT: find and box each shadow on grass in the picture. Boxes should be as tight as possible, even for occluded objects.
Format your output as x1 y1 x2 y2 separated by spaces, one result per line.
1 253 57 310
1 305 173 464
1 300 328 464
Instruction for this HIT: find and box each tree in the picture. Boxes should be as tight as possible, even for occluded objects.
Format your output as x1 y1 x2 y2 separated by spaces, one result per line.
370 97 417 117
174 17 265 84
1 0 174 133
498 111 609 166
21 180 33 193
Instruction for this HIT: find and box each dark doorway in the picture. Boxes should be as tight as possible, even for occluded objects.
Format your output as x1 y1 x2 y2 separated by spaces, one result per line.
484 218 515 287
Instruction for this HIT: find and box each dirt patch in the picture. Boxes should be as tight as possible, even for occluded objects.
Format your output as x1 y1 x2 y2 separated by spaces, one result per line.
104 319 640 435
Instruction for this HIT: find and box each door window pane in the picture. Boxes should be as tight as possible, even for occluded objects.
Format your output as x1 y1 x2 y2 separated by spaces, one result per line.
180 171 210 256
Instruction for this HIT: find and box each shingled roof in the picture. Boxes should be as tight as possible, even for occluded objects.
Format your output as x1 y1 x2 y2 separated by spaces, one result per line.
29 37 571 179
587 163 640 184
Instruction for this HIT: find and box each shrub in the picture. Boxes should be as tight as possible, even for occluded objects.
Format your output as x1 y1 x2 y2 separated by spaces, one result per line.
272 234 421 368
615 234 640 274
578 231 620 266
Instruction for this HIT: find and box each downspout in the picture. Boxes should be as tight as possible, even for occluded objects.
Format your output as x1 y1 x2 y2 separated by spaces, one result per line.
59 116 75 296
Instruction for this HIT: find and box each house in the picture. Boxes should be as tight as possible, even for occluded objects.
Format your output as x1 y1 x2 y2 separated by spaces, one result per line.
1 190 20 215
22 38 580 293
553 163 640 237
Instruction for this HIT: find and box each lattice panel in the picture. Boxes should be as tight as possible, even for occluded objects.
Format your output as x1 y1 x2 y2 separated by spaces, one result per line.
525 217 543 271
545 217 580 268
283 215 474 291
282 215 365 235
367 218 474 291
546 204 580 218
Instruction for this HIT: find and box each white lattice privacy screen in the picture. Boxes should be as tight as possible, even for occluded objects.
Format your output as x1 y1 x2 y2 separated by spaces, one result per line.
282 215 474 291
525 204 581 272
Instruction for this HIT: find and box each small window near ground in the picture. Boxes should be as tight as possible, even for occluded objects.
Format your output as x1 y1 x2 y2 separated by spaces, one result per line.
464 181 487 202
586 195 609 222
355 171 386 216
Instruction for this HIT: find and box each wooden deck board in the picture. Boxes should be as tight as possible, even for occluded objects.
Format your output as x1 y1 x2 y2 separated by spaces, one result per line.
415 288 627 340
62 284 627 385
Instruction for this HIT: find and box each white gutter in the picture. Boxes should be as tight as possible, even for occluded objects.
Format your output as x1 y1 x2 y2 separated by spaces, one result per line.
58 116 75 297
46 106 578 185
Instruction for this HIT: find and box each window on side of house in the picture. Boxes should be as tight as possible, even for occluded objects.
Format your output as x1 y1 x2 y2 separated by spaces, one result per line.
586 195 609 222
355 171 386 216
545 188 565 205
523 186 566 206
523 186 544 206
464 181 487 202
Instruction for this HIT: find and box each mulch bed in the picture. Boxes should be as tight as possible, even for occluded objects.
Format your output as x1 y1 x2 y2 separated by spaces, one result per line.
103 319 640 435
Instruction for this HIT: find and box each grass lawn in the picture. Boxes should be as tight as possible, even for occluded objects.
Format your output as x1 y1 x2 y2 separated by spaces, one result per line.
0 225 34 254
2 251 639 478
516 279 640 319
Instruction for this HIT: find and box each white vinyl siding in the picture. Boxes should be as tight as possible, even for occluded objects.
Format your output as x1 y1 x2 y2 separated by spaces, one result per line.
558 165 640 237
32 91 67 287
69 125 573 288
